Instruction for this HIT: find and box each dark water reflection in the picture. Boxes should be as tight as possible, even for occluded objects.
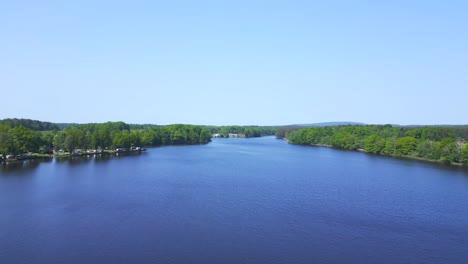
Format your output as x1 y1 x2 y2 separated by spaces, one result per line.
0 152 147 172
0 137 467 264
0 159 49 174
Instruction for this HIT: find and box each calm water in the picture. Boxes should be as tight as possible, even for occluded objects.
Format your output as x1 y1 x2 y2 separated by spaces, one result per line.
1 137 468 264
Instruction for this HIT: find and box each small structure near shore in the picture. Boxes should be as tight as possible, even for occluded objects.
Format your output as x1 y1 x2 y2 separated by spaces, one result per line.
228 133 246 138
1 147 148 162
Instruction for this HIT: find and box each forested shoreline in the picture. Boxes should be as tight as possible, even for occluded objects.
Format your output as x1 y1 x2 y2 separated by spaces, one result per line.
0 119 212 159
283 125 468 165
0 119 276 160
3 118 468 166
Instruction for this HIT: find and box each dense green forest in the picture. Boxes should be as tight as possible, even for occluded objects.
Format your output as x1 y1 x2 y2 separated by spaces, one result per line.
0 121 212 157
6 118 466 165
0 118 59 131
284 125 468 165
0 118 280 158
276 126 302 139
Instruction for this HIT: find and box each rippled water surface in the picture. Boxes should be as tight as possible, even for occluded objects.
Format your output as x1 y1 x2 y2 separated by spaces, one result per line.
1 137 468 263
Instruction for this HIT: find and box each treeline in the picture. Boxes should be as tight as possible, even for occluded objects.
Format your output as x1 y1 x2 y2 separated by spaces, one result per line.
0 122 212 156
0 124 53 155
276 126 303 139
0 118 59 131
286 125 468 165
206 126 276 137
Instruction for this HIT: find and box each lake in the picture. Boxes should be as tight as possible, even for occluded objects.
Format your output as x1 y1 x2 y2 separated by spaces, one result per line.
1 136 468 263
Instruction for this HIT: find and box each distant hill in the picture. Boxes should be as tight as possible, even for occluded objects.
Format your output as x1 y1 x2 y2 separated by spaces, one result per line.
399 124 468 127
285 122 468 128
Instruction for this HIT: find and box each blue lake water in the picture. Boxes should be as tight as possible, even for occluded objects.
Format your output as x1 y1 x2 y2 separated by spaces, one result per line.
1 136 468 263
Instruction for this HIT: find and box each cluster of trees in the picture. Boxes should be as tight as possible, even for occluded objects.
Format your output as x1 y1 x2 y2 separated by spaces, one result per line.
0 118 59 131
0 124 54 156
276 126 302 139
207 126 276 138
52 123 212 152
0 121 212 157
286 125 468 164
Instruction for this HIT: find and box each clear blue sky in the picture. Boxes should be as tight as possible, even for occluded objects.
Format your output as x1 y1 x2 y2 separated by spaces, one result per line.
1 0 467 125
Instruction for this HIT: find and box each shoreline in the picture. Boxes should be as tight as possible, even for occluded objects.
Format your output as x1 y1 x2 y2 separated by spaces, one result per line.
285 141 467 167
1 149 145 163
0 141 214 163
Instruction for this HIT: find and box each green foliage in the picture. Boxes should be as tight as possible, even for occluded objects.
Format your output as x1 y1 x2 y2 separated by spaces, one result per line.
51 123 212 152
0 124 12 156
395 137 417 156
113 130 141 148
63 127 85 152
330 131 359 150
287 125 468 165
275 127 298 139
461 144 468 164
382 139 395 155
0 120 276 157
91 127 112 149
10 126 35 154
365 135 386 154
434 138 458 163
416 140 434 159
0 120 212 157
0 118 59 131
53 132 66 151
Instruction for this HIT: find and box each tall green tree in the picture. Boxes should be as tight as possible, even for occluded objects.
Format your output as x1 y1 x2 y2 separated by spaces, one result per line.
0 124 11 156
365 134 386 154
395 136 417 156
461 144 468 164
63 128 85 152
9 126 35 154
53 132 66 151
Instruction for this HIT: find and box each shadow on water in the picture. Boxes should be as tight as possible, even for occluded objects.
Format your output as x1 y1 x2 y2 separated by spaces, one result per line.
0 152 147 173
0 159 52 175
360 151 468 174
55 151 146 166
55 155 95 166
293 144 468 175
